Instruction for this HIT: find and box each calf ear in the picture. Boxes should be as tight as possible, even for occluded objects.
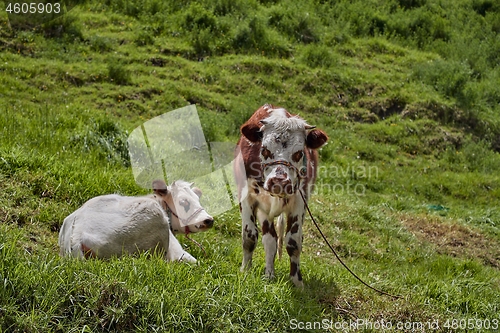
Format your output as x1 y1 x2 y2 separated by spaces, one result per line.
152 179 168 196
241 123 263 142
306 129 328 149
192 187 202 198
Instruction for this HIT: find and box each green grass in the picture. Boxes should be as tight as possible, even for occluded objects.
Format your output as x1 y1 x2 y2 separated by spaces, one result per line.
1 0 500 331
1 225 322 332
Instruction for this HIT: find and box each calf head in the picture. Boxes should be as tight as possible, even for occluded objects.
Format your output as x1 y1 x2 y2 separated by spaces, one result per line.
241 107 328 197
152 180 214 234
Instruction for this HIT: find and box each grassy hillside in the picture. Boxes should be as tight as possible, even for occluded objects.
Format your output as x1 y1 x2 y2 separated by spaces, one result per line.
1 0 499 331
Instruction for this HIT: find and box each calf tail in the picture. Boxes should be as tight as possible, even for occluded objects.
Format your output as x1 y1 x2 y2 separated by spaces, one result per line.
58 214 79 257
58 216 72 256
276 213 285 260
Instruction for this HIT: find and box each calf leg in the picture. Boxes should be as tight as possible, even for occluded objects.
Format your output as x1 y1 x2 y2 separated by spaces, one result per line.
260 211 277 279
166 230 196 263
285 211 305 287
240 200 258 271
276 213 285 260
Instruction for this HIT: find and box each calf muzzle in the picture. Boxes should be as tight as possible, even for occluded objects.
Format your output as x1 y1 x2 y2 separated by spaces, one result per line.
261 160 305 197
204 218 214 228
266 177 294 196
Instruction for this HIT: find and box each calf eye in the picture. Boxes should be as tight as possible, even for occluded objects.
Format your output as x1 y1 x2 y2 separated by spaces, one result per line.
261 147 273 160
292 150 304 163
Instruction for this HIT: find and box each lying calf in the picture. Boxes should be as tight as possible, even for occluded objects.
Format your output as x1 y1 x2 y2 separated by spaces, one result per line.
58 180 213 263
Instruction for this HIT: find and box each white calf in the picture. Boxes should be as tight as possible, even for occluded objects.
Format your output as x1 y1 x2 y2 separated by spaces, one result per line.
58 180 213 263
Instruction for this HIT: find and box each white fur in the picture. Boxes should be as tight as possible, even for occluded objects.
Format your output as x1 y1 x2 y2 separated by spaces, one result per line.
261 107 308 132
260 110 308 194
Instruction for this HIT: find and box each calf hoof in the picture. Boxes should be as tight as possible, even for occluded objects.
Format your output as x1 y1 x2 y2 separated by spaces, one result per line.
179 252 197 263
290 275 304 288
240 263 251 272
240 259 253 272
264 268 275 281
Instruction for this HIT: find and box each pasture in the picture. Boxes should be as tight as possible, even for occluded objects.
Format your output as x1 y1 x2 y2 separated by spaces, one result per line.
1 0 499 331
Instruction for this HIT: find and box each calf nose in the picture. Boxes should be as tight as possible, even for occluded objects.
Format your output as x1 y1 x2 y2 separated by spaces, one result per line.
268 177 292 196
204 218 214 228
275 166 286 178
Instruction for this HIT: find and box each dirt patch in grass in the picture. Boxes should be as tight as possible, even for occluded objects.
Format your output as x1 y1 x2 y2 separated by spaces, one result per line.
320 291 440 328
400 214 500 268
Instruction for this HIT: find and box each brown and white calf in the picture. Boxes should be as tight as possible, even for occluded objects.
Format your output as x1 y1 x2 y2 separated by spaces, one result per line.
234 104 328 286
58 180 213 262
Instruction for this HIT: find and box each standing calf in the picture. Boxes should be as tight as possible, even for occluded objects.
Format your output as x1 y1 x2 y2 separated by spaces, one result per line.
58 180 213 262
234 104 328 286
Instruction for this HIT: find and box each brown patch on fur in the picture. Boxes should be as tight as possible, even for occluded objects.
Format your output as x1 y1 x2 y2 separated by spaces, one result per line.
81 244 95 259
306 129 329 149
244 224 257 241
289 262 302 281
286 215 299 233
243 224 258 251
261 147 274 160
292 150 304 163
241 122 263 142
401 214 500 268
262 220 278 238
152 179 168 196
290 261 298 276
286 239 300 257
243 240 257 252
262 220 270 234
